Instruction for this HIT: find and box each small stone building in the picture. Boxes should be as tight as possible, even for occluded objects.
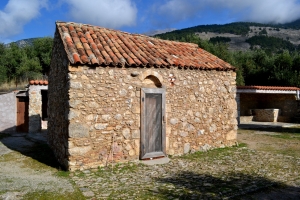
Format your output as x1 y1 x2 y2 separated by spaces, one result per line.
48 21 238 171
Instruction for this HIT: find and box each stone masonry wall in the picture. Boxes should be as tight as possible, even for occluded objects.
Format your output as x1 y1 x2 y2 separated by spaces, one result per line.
66 66 237 171
47 30 71 169
0 92 16 132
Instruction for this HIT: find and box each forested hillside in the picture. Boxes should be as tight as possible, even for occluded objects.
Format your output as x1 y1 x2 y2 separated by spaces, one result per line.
156 21 300 41
1 19 300 89
156 20 300 87
0 37 53 87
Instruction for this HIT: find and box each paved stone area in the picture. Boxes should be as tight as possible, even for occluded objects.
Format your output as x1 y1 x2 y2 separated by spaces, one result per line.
70 146 300 199
239 121 300 128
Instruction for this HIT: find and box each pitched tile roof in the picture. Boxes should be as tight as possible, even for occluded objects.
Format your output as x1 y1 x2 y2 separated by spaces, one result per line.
237 86 300 91
56 21 235 70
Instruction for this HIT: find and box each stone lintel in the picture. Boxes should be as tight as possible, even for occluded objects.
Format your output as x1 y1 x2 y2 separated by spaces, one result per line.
29 85 48 91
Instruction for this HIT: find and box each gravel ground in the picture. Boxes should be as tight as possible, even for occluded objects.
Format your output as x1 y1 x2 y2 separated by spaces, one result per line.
0 133 75 200
0 125 300 199
70 146 300 199
69 127 300 199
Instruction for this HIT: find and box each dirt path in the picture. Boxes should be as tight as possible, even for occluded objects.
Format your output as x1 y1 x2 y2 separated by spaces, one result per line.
237 127 300 199
0 133 81 200
238 126 300 157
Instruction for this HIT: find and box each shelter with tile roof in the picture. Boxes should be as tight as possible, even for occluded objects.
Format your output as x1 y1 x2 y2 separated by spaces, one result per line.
0 82 48 134
237 86 300 123
27 81 49 132
48 21 238 171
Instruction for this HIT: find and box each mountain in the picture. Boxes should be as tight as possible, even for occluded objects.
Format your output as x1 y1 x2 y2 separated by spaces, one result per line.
155 20 300 52
143 28 176 36
5 38 40 48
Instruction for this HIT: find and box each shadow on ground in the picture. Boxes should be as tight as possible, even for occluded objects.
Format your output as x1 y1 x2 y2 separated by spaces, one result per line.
239 123 300 134
0 130 61 169
154 171 300 199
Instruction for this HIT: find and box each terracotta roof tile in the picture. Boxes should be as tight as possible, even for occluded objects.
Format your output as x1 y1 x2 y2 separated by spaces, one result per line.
29 80 49 85
237 86 300 91
56 21 235 70
73 53 81 64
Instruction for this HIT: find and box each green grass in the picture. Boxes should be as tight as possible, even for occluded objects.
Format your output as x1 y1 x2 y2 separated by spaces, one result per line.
75 171 85 177
180 143 247 160
112 162 140 173
0 152 22 162
93 162 143 177
23 189 85 200
239 127 300 134
56 170 70 178
268 133 300 140
238 143 248 147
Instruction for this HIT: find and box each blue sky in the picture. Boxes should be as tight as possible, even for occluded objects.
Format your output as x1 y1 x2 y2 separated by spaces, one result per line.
1 0 300 43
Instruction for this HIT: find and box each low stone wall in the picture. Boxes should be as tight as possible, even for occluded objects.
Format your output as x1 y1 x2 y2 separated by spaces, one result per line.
253 109 279 122
0 92 16 132
240 116 253 123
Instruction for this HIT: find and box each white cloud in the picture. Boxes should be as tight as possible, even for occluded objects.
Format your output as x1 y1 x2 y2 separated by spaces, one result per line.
64 0 137 28
157 0 204 23
0 0 48 39
156 0 300 24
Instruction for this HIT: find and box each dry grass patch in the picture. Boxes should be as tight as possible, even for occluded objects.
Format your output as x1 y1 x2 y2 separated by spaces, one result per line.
238 127 300 157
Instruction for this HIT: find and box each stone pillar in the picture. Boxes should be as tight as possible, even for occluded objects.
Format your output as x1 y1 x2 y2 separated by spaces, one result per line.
236 93 240 125
29 88 42 133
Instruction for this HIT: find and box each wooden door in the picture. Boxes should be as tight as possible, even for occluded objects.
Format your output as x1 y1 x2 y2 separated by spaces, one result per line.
141 88 166 159
16 97 29 132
